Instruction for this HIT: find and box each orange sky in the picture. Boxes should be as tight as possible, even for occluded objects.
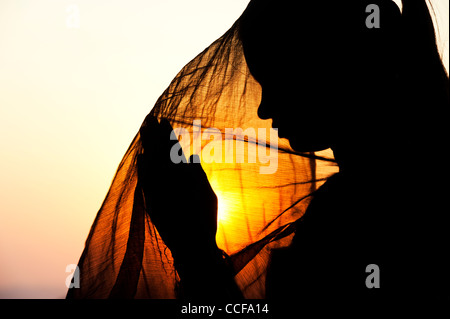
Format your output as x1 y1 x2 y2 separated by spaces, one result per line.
0 0 447 298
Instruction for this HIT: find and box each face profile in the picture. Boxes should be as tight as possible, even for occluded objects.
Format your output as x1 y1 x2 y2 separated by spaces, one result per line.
239 2 351 153
239 0 405 156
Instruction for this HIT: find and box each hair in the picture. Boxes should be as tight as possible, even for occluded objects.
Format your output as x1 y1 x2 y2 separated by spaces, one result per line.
400 0 449 145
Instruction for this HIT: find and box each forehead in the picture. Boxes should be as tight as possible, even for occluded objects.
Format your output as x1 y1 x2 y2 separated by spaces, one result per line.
239 2 362 83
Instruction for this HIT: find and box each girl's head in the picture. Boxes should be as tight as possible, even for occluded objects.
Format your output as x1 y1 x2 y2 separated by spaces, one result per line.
239 0 448 157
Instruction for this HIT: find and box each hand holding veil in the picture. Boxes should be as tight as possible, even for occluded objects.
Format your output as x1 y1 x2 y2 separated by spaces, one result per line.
137 115 242 298
137 115 219 261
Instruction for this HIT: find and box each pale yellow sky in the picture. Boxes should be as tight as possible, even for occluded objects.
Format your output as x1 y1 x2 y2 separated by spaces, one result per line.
0 0 447 298
0 0 251 298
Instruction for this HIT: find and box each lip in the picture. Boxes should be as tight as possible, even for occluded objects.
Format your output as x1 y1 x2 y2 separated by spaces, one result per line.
271 121 284 138
271 119 278 129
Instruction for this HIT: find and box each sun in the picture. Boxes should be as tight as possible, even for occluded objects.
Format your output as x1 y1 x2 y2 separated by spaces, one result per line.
217 194 229 227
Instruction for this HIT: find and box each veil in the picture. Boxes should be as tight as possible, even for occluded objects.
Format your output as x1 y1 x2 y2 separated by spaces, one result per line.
67 0 448 299
67 1 337 299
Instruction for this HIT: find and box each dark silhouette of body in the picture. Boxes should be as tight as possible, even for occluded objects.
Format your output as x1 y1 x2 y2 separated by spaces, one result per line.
138 0 449 302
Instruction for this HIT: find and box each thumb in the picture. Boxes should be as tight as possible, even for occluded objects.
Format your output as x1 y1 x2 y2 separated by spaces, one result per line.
188 154 201 164
188 154 215 194
188 154 208 180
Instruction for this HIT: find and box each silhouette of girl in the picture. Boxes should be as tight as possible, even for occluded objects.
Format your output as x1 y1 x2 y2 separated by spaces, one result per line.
68 0 448 302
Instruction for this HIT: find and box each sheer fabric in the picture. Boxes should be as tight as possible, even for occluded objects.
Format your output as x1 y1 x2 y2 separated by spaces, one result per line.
67 3 337 299
67 0 448 299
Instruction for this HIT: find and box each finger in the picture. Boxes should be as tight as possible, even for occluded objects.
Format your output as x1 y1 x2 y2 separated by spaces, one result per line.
140 115 159 144
138 153 167 213
140 115 168 167
187 154 211 188
140 116 162 156
159 118 187 164
188 154 201 164
137 154 150 190
137 154 156 188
